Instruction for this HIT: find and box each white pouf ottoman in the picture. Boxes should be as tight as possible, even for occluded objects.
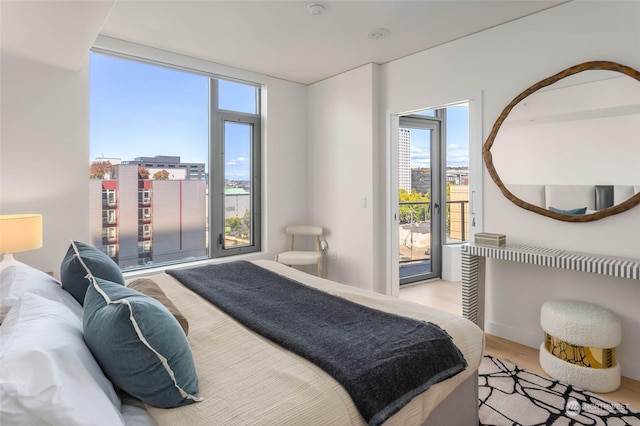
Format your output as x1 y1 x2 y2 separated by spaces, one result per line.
539 299 622 393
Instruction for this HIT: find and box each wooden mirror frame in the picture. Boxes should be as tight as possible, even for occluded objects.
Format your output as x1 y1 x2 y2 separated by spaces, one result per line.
483 61 640 222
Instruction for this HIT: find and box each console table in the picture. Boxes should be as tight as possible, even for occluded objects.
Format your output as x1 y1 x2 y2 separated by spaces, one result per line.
461 243 640 328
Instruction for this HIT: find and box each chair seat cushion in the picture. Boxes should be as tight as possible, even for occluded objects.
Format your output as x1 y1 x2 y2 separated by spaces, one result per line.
277 251 322 266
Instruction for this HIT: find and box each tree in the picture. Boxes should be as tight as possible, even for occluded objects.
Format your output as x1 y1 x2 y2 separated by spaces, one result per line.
225 210 252 243
241 209 252 238
89 161 113 179
153 169 170 180
138 166 150 179
225 217 243 233
398 189 430 224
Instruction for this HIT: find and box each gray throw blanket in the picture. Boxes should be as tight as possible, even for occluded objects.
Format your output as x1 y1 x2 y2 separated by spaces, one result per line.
168 261 466 426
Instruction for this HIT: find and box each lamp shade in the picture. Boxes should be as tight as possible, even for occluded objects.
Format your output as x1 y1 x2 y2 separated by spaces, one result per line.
0 214 43 254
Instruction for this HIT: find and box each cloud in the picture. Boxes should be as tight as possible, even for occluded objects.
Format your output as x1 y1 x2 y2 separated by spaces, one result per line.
225 156 250 180
409 144 469 167
226 156 248 167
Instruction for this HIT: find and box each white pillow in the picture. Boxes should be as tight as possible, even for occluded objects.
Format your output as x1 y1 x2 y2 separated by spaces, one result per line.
120 395 160 426
0 264 82 322
0 293 124 426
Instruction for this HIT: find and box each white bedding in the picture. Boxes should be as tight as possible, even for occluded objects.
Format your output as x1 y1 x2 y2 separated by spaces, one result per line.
0 264 160 426
143 260 484 425
121 396 158 426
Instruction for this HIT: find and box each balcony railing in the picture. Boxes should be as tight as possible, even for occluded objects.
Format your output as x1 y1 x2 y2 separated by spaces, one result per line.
103 233 118 244
103 213 117 225
138 230 152 240
398 199 469 265
447 200 469 243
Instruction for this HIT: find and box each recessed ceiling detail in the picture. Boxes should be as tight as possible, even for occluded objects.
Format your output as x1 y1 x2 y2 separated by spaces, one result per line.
308 3 326 16
367 28 390 40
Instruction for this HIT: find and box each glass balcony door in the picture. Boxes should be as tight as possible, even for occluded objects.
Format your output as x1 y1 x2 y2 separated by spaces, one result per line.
398 116 442 285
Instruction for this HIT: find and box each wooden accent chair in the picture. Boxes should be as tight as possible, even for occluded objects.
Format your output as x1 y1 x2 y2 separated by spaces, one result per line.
275 225 324 277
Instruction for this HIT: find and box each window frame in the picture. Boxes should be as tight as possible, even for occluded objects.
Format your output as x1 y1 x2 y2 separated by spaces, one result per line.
90 37 265 270
210 81 262 258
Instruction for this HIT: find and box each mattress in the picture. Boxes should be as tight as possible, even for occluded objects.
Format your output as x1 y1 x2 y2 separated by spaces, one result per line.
143 260 484 425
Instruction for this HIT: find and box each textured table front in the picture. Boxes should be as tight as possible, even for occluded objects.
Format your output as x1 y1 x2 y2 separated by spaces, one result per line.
461 243 640 327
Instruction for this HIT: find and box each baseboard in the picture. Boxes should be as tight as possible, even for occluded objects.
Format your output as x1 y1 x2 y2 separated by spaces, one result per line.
486 321 640 381
618 357 640 382
485 321 542 350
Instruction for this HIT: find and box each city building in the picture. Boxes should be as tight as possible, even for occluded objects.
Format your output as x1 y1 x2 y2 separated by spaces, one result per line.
89 163 207 269
225 188 251 221
122 155 206 181
446 169 469 186
398 129 411 192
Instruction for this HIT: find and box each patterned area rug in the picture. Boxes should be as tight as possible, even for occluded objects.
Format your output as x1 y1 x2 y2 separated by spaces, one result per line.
479 355 640 425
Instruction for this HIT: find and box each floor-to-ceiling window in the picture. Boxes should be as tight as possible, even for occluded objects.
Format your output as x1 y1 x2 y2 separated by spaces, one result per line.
89 50 261 271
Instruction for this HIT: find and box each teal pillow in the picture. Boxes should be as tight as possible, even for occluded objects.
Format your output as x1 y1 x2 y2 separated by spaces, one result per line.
60 241 124 305
548 206 587 215
83 276 201 408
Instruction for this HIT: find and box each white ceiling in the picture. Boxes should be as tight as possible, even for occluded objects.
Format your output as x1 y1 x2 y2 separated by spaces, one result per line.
1 0 567 85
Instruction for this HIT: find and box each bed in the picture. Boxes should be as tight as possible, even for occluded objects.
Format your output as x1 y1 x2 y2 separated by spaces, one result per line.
0 241 484 426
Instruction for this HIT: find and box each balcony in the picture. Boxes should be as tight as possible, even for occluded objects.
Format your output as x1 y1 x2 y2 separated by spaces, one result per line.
399 199 469 277
103 244 117 259
102 212 117 226
138 232 152 240
102 230 118 245
447 200 470 242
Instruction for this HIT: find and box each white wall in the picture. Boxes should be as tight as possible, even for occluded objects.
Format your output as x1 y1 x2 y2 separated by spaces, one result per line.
0 54 309 274
0 53 90 274
378 1 640 379
307 64 380 291
263 77 309 256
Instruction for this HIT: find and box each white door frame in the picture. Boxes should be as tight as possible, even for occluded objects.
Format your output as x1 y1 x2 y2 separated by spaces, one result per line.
386 91 483 297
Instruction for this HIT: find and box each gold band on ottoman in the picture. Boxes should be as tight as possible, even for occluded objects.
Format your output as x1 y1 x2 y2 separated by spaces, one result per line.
544 332 616 369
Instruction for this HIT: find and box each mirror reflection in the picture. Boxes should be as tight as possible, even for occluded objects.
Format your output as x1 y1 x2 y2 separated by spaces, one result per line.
484 61 640 222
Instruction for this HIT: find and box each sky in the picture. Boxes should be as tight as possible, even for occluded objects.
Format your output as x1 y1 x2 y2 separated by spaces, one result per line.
406 105 470 169
90 52 469 183
90 52 254 180
90 52 208 164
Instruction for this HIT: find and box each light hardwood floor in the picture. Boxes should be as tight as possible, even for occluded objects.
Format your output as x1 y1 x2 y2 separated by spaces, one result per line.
399 280 640 410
